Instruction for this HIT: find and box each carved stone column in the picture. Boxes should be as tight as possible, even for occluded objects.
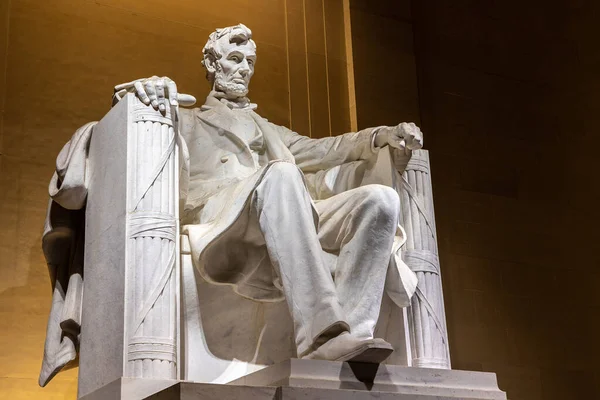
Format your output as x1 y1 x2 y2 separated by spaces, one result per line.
398 149 450 369
125 96 180 379
79 93 180 398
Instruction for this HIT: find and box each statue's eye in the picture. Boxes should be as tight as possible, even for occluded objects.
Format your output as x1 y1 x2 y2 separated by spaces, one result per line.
231 55 240 62
248 59 254 66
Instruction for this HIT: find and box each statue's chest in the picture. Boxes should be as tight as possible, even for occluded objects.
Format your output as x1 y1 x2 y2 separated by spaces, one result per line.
231 110 260 143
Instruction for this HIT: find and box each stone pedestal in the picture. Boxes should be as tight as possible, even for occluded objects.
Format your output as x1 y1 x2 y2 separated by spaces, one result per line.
230 359 506 399
142 359 507 400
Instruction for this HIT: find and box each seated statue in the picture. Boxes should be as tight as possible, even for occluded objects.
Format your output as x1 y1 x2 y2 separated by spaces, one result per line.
39 23 425 388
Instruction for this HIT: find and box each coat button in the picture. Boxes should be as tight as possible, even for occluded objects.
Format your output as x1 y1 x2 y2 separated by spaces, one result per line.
217 128 225 136
220 156 229 163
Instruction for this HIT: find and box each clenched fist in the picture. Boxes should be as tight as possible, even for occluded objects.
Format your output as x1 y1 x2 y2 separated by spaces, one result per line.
374 122 424 151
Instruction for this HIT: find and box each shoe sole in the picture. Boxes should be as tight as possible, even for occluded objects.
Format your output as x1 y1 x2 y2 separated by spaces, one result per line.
336 342 394 364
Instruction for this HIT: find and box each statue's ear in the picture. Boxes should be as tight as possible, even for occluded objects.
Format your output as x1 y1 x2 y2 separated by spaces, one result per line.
203 54 218 75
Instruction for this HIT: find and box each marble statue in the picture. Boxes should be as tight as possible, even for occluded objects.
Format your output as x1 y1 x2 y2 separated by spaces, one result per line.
39 23 483 399
117 23 422 363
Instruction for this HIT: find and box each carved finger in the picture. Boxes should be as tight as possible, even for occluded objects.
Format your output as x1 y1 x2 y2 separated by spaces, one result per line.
166 79 178 106
134 81 151 105
177 93 197 107
387 127 404 149
145 80 159 110
397 122 409 137
114 79 139 92
155 78 166 113
407 136 423 150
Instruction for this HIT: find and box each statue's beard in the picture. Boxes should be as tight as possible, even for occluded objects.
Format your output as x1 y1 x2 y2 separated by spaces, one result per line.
214 76 249 99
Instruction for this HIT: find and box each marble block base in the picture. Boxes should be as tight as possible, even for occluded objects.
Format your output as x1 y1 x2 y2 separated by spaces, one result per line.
82 359 507 399
228 359 507 400
143 359 506 400
79 377 179 400
149 383 499 400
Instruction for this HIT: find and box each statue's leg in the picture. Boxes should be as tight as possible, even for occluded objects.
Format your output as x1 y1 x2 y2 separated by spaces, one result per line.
315 184 400 340
251 161 349 356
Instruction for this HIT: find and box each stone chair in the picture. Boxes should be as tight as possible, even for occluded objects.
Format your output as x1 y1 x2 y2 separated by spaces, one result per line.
56 95 504 399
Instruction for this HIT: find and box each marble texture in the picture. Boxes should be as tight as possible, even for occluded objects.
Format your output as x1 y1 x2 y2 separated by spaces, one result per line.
78 378 178 400
124 90 179 380
113 23 424 376
45 92 183 397
229 359 507 399
143 359 507 400
77 93 182 397
148 382 502 400
77 93 128 398
398 150 451 368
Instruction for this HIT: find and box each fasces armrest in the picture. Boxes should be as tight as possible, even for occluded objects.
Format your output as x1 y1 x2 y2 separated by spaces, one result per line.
78 93 182 397
397 149 451 369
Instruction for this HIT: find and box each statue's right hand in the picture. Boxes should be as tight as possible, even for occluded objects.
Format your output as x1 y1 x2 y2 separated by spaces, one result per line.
113 76 196 111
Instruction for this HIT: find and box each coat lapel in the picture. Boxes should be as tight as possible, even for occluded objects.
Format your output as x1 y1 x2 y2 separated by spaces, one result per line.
197 97 254 166
251 112 295 163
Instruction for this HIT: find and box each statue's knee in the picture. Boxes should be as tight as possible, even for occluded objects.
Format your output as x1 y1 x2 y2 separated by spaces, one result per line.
362 185 400 220
265 161 303 185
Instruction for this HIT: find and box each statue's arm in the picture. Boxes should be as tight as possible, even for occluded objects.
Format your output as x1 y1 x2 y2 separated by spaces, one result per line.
274 122 423 173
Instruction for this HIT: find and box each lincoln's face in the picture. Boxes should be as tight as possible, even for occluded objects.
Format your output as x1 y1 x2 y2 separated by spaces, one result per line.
214 40 256 99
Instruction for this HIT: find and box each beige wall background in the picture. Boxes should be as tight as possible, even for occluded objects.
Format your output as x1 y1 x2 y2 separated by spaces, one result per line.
0 1 353 398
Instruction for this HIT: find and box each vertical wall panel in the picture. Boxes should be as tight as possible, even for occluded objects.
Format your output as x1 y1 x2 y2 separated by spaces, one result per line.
305 0 330 139
0 0 8 153
324 0 352 135
286 0 311 136
349 0 420 129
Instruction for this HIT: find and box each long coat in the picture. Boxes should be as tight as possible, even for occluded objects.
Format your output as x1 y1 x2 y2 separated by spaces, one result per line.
179 96 417 305
39 95 418 386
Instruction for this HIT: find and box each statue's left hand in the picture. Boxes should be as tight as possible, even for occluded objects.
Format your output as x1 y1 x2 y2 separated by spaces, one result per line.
374 122 424 151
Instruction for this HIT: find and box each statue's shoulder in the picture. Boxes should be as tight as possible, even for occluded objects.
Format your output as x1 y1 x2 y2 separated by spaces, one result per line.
179 107 198 119
250 110 267 122
178 107 204 141
180 106 215 125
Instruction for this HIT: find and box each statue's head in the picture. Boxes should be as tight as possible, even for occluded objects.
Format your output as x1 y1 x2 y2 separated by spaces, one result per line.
202 24 257 100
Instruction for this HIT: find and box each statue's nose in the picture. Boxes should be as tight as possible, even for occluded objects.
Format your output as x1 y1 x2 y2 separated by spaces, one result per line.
239 60 250 76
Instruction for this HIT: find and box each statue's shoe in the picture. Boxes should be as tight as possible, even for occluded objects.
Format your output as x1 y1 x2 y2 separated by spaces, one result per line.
302 332 393 364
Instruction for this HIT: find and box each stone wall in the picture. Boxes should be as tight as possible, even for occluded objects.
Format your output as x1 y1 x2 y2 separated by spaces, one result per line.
410 1 600 399
0 1 352 398
349 0 420 128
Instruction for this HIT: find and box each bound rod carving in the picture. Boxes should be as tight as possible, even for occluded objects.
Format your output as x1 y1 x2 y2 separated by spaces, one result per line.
398 150 450 369
126 97 180 378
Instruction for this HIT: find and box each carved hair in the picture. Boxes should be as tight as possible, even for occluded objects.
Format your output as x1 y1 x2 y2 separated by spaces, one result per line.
202 23 256 84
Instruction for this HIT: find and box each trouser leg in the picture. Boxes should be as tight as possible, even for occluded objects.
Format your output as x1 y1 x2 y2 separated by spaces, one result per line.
316 184 400 340
251 162 348 355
